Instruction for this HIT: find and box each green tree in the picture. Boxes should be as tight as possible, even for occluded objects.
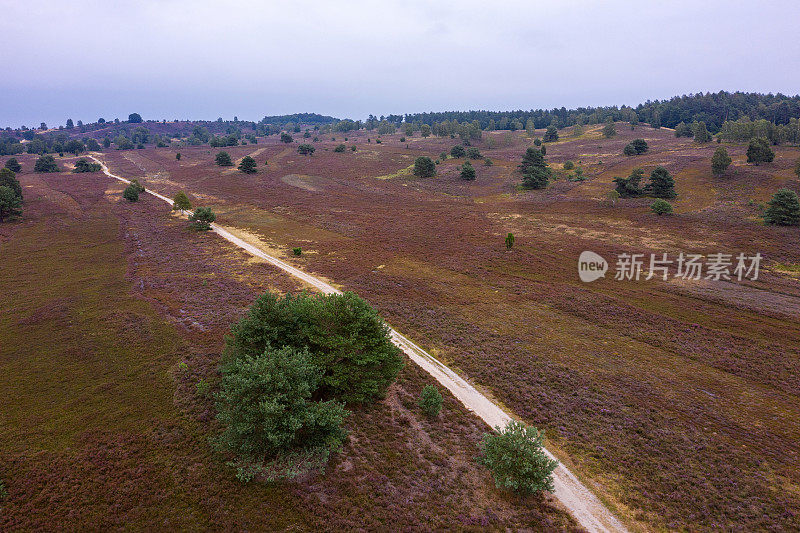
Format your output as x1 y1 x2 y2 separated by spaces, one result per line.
414 156 436 178
519 148 550 189
66 118 74 129
795 157 800 177
0 185 22 221
122 184 139 202
280 132 294 143
418 385 443 418
693 121 712 143
505 232 515 249
238 155 257 173
176 152 181 161
103 138 111 148
224 292 403 404
543 125 559 142
460 161 476 180
746 137 774 165
190 206 216 230
72 158 101 172
33 155 59 173
602 119 617 138
0 168 22 200
65 139 85 155
613 168 645 198
420 124 431 137
466 147 482 159
563 160 574 170
5 158 21 172
215 151 233 166
297 144 315 155
172 191 192 211
674 121 694 138
214 345 349 482
763 189 800 226
476 421 558 495
129 178 146 193
646 166 676 198
651 199 673 215
333 144 346 153
450 145 466 158
711 147 732 176
128 113 143 123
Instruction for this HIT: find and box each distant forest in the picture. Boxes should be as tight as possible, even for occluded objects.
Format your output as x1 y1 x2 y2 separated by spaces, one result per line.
3 91 800 156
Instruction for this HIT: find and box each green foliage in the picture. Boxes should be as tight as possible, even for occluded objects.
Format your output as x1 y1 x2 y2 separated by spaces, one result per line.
418 385 443 418
0 479 6 500
460 161 476 181
297 144 315 156
350 145 357 152
128 113 143 123
196 379 211 397
746 137 775 165
533 138 542 147
176 152 181 160
651 199 674 215
711 147 732 176
563 160 575 170
693 121 712 143
72 158 101 173
413 156 436 178
215 151 233 166
0 168 23 200
543 125 559 142
280 132 294 143
189 206 216 230
623 138 648 155
34 155 59 173
505 232 515 249
172 191 192 211
333 144 346 153
238 156 257 174
602 119 617 138
613 168 644 198
763 189 800 226
65 139 85 155
5 158 21 172
646 166 677 199
476 421 558 495
129 179 145 193
466 147 482 159
484 158 493 166
0 185 23 221
795 157 800 178
439 151 448 161
420 124 431 137
519 148 550 189
223 291 403 404
122 184 139 202
450 145 466 158
292 247 302 256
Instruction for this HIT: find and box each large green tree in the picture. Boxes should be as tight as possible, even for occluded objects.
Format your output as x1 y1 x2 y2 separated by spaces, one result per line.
414 156 436 178
519 148 550 189
646 166 677 198
33 155 59 173
0 168 22 200
746 137 775 165
4 158 21 172
543 125 559 142
613 168 645 198
238 155 257 173
711 147 732 176
0 186 22 221
215 151 233 166
763 189 800 226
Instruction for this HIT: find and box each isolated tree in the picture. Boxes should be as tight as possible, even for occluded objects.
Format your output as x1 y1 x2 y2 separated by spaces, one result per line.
33 155 59 173
505 232 515 249
420 124 431 138
0 186 22 221
519 147 550 189
763 189 800 226
0 168 22 200
172 191 192 211
795 157 800 178
280 132 293 143
693 121 712 143
651 199 673 215
613 168 645 198
477 421 558 495
414 156 436 178
450 145 466 158
214 345 349 481
297 144 315 155
189 206 216 230
418 385 443 418
711 147 732 176
176 152 181 161
4 158 21 172
224 291 403 404
128 113 143 123
215 151 233 166
460 161 476 181
238 155 257 173
646 166 676 198
543 125 559 142
466 147 482 160
72 158 101 172
630 138 648 154
563 160 575 170
122 184 139 202
66 118 74 129
746 137 774 165
333 144 346 153
129 178 146 193
602 119 617 138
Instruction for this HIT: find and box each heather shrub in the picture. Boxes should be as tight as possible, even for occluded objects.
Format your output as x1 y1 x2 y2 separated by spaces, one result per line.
477 421 558 495
418 385 443 417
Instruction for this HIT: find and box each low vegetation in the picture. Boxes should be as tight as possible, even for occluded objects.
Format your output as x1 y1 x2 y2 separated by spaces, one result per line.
418 385 443 417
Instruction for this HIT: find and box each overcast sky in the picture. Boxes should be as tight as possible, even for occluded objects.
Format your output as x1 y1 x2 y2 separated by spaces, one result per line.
2 0 799 127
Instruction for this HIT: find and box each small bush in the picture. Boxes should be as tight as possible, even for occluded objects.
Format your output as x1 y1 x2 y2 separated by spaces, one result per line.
651 199 673 215
484 158 493 166
238 155 257 174
196 379 210 397
5 158 21 172
505 232 515 249
450 145 466 158
72 158 101 173
129 179 145 193
477 421 558 495
0 479 7 500
563 160 574 170
460 161 476 180
189 206 216 230
292 247 302 256
333 144 346 153
297 144 315 156
350 145 357 152
467 147 482 159
418 385 443 417
176 152 181 160
0 186 22 221
400 137 406 143
122 184 139 202
178 361 189 371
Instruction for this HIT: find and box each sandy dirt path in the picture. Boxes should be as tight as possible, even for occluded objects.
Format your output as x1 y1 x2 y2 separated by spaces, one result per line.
88 155 628 533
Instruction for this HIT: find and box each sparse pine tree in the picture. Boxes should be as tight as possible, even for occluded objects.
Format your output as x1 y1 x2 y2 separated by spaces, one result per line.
763 189 800 226
505 232 515 249
238 155 257 173
519 148 550 189
418 385 443 417
460 161 476 180
646 166 676 198
215 151 233 166
543 125 559 142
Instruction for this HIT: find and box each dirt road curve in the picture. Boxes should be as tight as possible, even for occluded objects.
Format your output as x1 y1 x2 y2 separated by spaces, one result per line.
88 155 628 533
